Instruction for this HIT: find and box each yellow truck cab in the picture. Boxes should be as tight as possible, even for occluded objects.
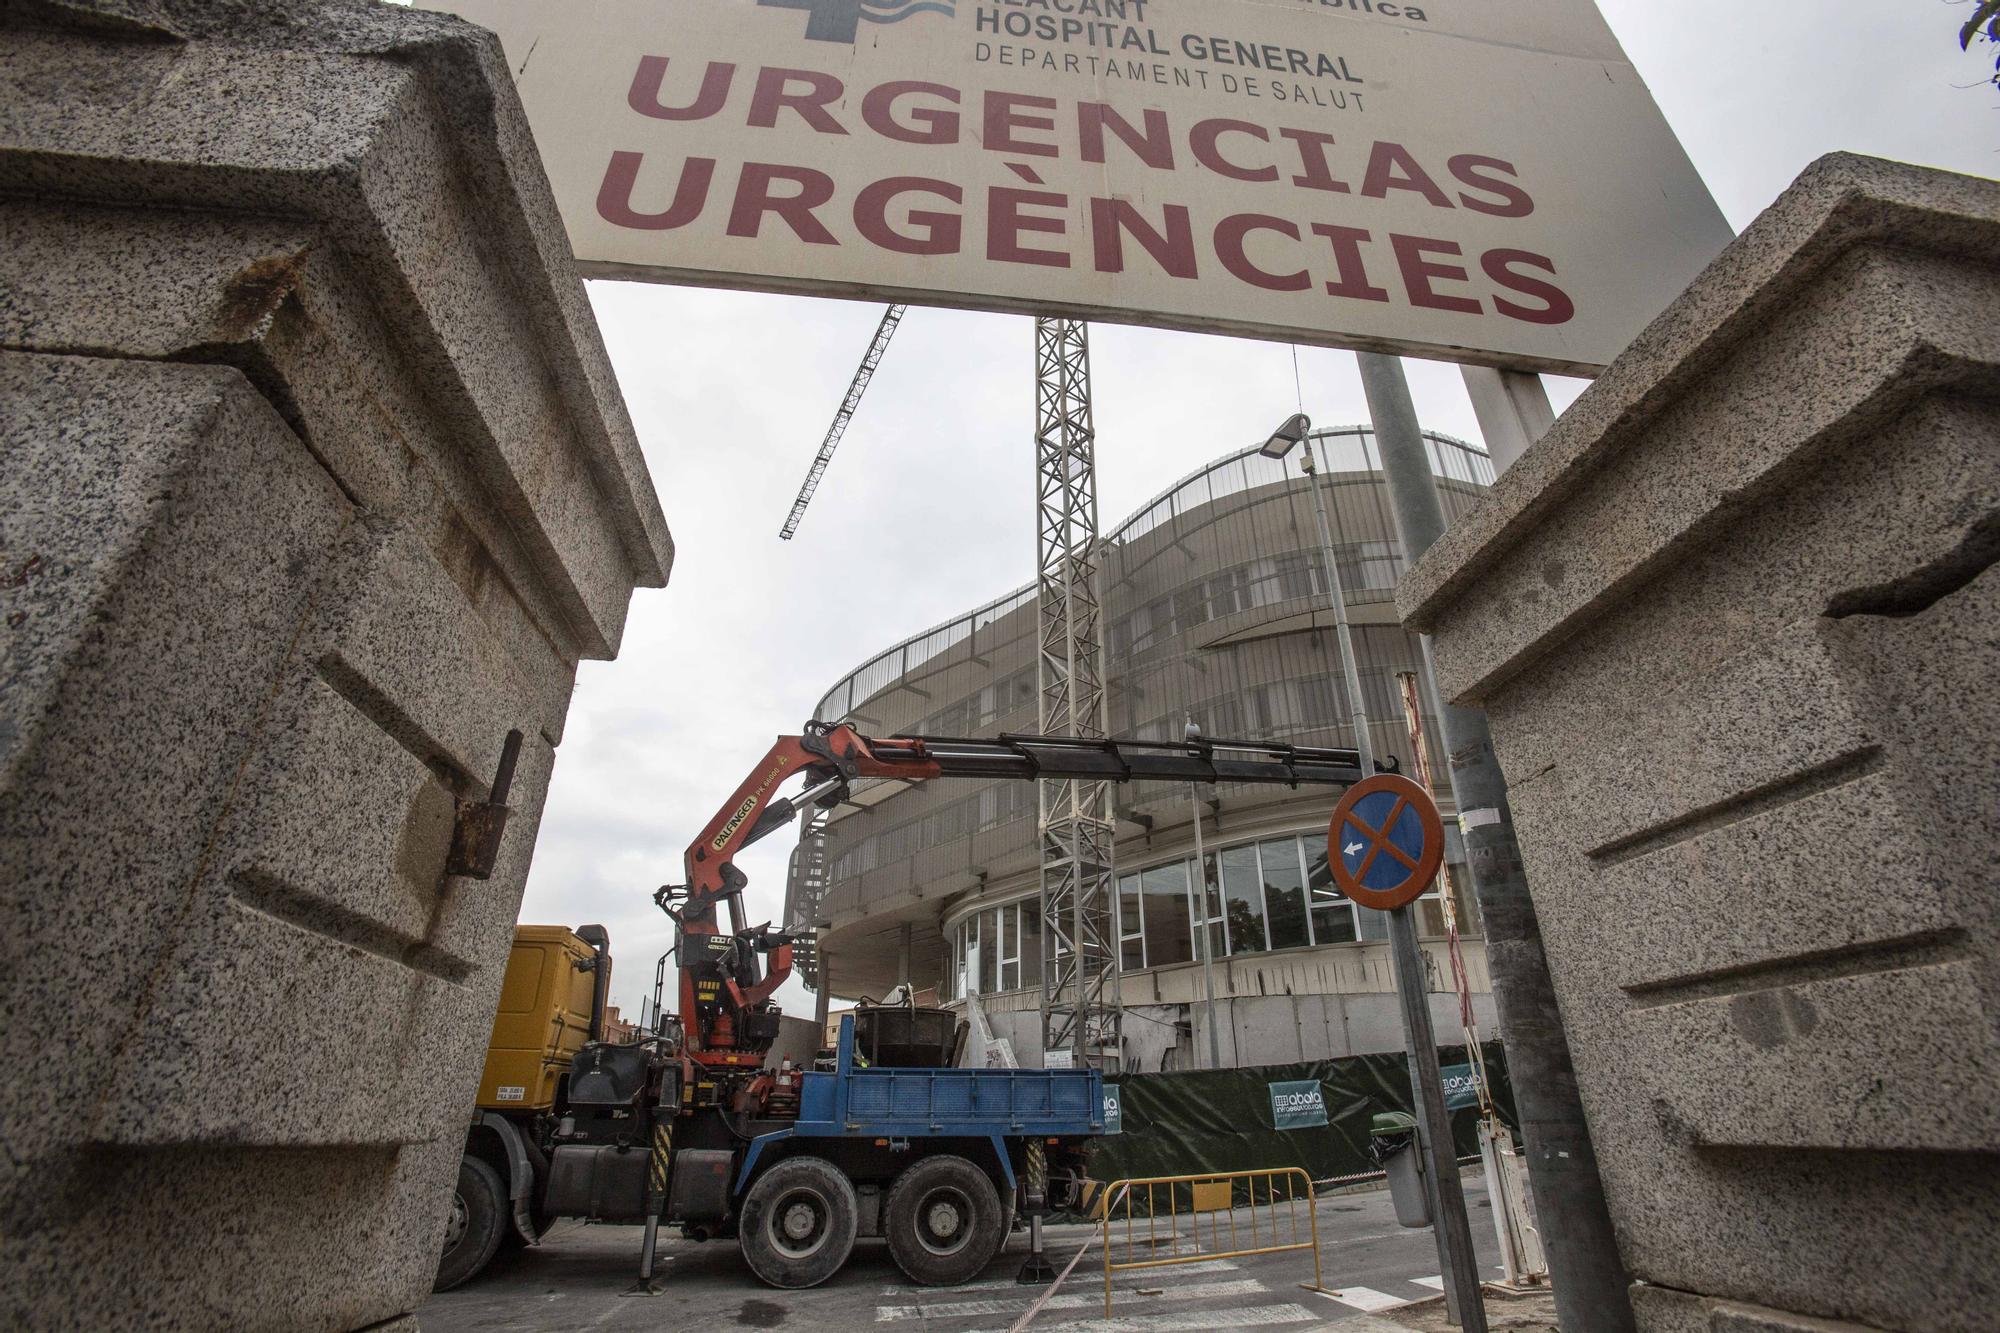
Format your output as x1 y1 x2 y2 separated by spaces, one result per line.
476 925 599 1111
439 923 611 1291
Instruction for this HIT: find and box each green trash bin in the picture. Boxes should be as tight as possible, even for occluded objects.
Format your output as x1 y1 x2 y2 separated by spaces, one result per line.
1369 1111 1429 1228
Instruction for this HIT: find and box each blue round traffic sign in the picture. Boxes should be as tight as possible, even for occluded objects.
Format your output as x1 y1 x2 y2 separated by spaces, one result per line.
1327 773 1444 911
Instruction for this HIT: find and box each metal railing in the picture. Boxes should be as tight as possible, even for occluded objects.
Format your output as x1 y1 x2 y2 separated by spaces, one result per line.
1098 1167 1326 1316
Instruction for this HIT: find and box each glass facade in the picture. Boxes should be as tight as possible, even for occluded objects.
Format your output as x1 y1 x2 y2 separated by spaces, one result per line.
942 827 1482 998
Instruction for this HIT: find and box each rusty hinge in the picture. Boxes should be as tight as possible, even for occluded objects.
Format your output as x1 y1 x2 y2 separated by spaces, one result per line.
446 728 523 880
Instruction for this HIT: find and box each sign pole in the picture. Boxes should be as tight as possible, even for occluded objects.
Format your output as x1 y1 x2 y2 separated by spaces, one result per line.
1327 774 1487 1331
1457 366 1557 476
1387 907 1488 1328
1358 349 1635 1332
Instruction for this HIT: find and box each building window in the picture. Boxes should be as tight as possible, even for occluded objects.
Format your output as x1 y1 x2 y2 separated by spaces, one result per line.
1117 874 1145 971
1306 840 1359 944
1261 837 1311 950
947 900 1045 999
960 912 976 996
1218 843 1268 954
1142 862 1194 968
945 827 1472 999
999 904 1021 992
1021 906 1042 991
1191 854 1226 963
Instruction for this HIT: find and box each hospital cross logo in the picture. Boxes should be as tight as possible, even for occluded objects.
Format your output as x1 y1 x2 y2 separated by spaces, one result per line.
759 0 956 44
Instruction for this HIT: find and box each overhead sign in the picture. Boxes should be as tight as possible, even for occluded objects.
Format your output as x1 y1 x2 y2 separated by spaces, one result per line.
1328 773 1443 911
429 0 1732 374
1270 1078 1329 1130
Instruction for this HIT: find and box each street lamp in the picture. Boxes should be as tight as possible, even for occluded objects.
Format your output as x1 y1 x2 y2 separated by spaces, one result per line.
1258 417 1375 774
1259 412 1312 460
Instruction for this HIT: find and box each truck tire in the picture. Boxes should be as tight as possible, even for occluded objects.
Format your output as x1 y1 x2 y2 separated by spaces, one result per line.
738 1156 859 1289
884 1155 1006 1286
435 1155 507 1292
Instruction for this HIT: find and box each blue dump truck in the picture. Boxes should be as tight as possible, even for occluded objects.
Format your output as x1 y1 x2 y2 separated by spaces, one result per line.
720 1008 1103 1286
442 723 1358 1291
444 960 1102 1291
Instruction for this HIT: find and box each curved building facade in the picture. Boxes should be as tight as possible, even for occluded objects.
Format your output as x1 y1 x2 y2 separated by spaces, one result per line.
786 429 1502 1071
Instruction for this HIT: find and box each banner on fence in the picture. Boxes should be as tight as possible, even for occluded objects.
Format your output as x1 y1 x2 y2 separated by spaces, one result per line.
1269 1079 1330 1130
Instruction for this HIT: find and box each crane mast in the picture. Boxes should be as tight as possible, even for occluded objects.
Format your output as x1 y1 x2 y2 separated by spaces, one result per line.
782 311 1117 1070
779 303 905 540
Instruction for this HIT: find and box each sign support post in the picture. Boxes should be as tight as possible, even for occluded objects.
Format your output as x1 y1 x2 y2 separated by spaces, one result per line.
1328 772 1488 1331
1457 367 1558 476
1388 899 1489 1327
1357 350 1635 1332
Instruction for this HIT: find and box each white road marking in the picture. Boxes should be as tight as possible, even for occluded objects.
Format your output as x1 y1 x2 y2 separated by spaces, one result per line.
1309 1285 1406 1312
964 1302 1323 1333
1411 1275 1445 1290
876 1278 1264 1321
878 1259 1239 1296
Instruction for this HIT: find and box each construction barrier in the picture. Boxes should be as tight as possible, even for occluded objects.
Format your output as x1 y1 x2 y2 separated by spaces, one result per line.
1090 1042 1516 1194
1099 1167 1326 1317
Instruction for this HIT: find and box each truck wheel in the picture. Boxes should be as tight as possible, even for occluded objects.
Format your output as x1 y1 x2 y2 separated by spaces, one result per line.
884 1155 1006 1286
738 1156 858 1289
434 1155 506 1292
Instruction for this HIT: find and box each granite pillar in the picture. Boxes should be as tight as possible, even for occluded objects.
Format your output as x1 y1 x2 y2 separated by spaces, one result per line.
1399 154 1999 1331
0 1 672 1327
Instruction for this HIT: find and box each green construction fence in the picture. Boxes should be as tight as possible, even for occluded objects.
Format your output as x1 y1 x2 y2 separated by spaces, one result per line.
1084 1041 1515 1212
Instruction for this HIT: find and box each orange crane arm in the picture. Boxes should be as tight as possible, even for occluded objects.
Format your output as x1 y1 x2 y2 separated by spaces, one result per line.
662 721 1368 1062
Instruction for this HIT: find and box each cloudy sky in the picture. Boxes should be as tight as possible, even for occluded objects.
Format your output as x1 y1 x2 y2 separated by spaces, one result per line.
519 0 1998 1023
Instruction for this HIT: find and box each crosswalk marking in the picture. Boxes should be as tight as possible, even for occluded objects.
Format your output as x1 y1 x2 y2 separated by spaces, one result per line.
1411 1275 1445 1290
1310 1285 1406 1312
877 1258 1240 1297
963 1302 1323 1333
876 1278 1264 1322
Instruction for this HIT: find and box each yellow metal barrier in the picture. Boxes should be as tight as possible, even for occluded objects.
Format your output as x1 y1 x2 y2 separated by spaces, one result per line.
1099 1168 1326 1316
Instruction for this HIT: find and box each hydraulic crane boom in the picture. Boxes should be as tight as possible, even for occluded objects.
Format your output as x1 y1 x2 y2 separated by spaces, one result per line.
656 721 1375 1067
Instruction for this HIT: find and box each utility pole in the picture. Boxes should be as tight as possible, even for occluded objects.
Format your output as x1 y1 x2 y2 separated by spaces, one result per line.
1356 350 1635 1333
1264 416 1486 1331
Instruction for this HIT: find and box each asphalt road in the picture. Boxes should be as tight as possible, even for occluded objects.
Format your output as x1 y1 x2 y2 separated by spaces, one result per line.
420 1178 1503 1332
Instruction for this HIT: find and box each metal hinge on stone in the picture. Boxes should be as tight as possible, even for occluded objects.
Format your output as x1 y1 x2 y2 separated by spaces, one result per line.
446 728 523 879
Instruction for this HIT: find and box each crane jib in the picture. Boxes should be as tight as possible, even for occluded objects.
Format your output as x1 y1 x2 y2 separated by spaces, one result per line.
874 732 1369 789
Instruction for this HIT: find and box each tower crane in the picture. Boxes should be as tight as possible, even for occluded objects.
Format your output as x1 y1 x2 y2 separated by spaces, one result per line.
778 303 904 540
781 305 1120 1070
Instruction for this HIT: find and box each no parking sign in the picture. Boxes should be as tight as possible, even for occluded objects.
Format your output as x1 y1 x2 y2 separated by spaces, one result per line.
1327 774 1445 912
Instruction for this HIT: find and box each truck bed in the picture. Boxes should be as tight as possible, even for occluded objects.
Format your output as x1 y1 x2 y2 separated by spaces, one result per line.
802 1063 1102 1136
732 1020 1103 1190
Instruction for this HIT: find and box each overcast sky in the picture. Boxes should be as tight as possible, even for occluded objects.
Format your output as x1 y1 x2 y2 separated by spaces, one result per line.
520 0 1999 1023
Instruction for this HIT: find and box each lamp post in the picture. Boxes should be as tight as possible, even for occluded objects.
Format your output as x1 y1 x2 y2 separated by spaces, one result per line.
1184 717 1223 1071
1260 414 1487 1332
1259 415 1373 772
